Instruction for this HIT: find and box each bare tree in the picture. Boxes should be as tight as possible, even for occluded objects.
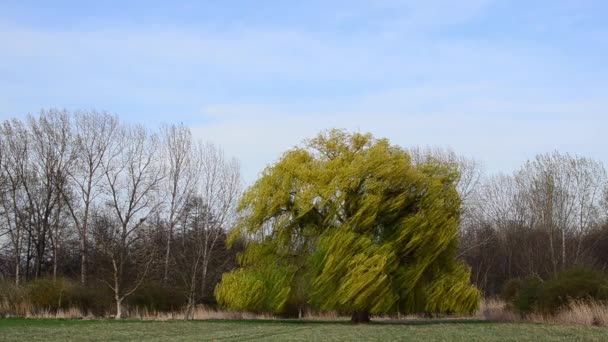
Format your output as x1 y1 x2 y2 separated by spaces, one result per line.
62 111 118 285
177 143 241 319
603 184 608 220
0 120 30 285
100 125 164 318
569 157 607 263
160 123 197 284
516 152 606 273
0 111 76 281
473 173 534 277
27 110 77 281
408 146 483 237
464 151 608 290
0 110 246 316
408 146 482 204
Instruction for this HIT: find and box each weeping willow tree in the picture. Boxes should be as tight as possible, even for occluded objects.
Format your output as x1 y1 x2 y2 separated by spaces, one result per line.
215 129 479 322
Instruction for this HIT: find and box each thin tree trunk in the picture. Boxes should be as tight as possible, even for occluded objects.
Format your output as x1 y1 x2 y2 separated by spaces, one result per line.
15 250 20 286
200 261 208 301
163 221 173 284
14 221 21 286
80 236 87 285
548 226 557 275
25 230 32 280
52 250 57 282
561 228 566 270
81 200 90 285
186 295 195 320
186 250 202 321
53 187 62 283
115 296 123 319
186 274 197 320
52 201 60 283
114 256 123 319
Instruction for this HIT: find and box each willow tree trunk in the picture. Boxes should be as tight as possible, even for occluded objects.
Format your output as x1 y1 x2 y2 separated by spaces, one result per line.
351 311 370 323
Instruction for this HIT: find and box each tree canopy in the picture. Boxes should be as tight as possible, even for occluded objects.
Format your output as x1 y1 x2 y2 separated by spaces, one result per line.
215 129 479 321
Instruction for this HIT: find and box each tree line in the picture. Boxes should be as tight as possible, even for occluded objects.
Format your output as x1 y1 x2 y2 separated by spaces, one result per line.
1 110 607 318
0 110 241 318
459 152 608 296
403 147 608 296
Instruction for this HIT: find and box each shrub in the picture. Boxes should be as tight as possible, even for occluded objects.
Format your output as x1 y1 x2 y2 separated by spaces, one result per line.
507 268 608 316
27 278 72 311
512 276 542 314
502 278 523 302
127 282 187 312
0 280 30 317
67 284 113 316
13 278 115 316
536 267 608 314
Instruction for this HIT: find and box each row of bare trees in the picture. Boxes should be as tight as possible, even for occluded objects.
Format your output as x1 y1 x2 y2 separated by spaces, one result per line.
1 112 607 313
406 147 608 294
460 152 608 295
0 110 241 318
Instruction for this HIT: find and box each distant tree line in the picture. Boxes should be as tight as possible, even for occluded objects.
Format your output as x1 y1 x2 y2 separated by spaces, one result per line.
0 110 241 318
458 151 608 296
1 110 607 318
404 147 608 296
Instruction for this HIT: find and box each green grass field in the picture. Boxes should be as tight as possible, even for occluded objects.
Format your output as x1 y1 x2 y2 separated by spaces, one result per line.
0 318 606 341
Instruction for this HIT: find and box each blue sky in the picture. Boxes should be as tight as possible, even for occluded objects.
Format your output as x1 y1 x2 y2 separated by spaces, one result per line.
1 0 607 183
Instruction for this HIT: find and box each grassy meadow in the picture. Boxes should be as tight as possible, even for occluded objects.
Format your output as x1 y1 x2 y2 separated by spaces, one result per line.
1 318 607 341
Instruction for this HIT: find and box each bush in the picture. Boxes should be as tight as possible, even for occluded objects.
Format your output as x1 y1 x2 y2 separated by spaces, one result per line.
0 280 30 317
3 278 191 317
5 278 114 316
502 278 523 302
512 276 543 314
27 278 72 311
66 284 113 316
507 267 608 316
536 267 608 314
127 282 187 312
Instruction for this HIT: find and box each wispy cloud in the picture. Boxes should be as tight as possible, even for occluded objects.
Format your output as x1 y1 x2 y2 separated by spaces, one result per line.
1 0 607 182
192 89 608 183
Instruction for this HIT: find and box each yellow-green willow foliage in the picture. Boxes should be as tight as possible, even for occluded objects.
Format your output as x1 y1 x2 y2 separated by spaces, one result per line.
214 254 295 313
215 129 480 318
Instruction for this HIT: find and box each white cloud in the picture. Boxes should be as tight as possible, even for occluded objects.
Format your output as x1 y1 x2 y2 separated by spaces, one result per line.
191 90 608 184
1 0 606 185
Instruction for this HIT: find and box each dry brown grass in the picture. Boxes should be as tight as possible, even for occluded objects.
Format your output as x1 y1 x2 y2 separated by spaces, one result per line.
478 298 608 327
477 298 519 322
129 305 276 321
1 302 271 320
302 310 342 321
1 297 91 319
551 301 608 327
4 294 608 327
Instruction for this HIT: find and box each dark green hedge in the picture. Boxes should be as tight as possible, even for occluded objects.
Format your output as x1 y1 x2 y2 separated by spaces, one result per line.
504 267 608 315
